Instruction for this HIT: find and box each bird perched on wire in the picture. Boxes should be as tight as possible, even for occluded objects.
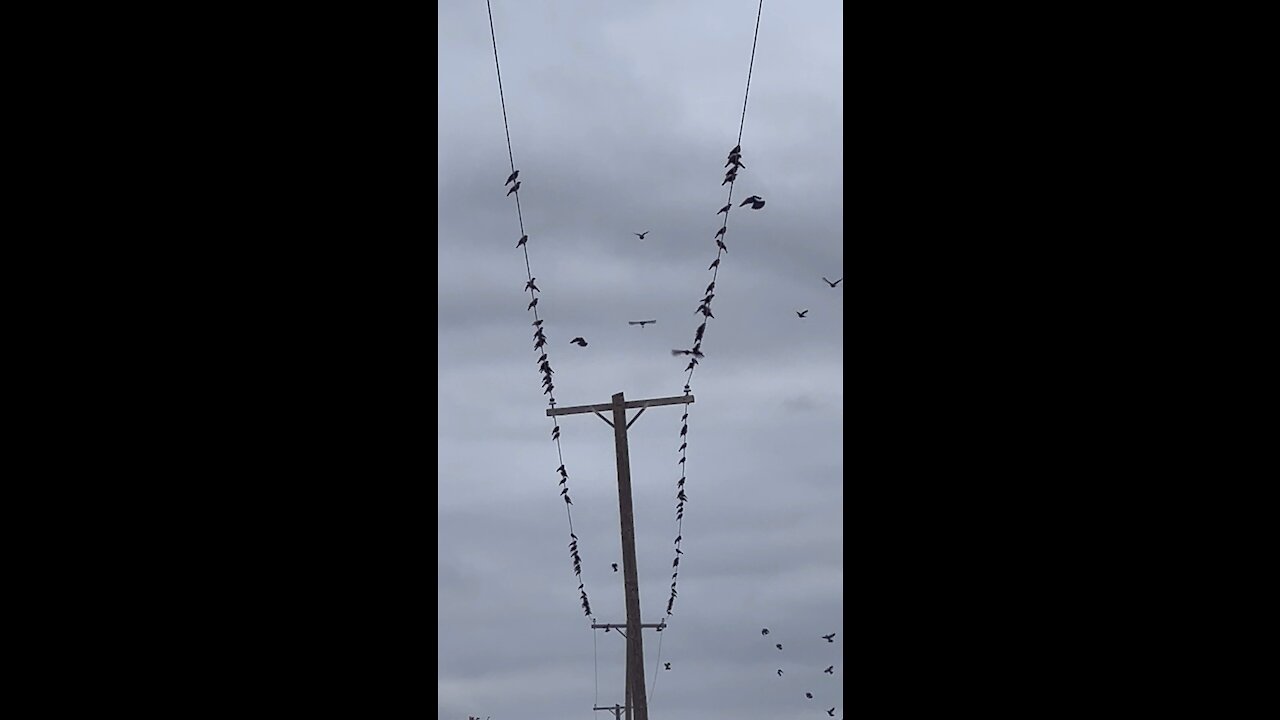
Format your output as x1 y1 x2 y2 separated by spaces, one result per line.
722 172 737 186
570 337 588 347
517 234 528 248
634 231 649 240
527 297 538 311
504 170 519 185
715 226 726 238
507 181 520 196
823 277 843 288
740 195 763 207
525 278 539 291
708 257 720 270
822 633 836 642
717 203 731 215
716 238 728 253
628 320 657 328
796 309 809 318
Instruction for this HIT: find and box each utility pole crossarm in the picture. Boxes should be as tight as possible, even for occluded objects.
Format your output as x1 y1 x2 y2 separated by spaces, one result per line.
546 394 694 417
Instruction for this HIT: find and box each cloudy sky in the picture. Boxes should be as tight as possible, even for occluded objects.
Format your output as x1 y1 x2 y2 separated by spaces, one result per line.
438 2 843 718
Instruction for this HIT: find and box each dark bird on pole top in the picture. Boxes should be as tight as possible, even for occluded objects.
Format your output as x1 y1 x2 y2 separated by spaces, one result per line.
570 337 588 347
628 320 656 328
525 278 539 291
517 234 528 247
796 309 809 318
634 231 649 240
612 563 618 572
761 628 769 635
823 633 836 642
507 181 520 196
717 203 731 215
740 195 762 206
505 170 519 185
825 666 834 674
823 277 843 287
708 258 720 270
776 643 783 650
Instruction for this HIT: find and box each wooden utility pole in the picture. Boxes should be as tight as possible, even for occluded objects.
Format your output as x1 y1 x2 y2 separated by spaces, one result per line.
549 391 695 720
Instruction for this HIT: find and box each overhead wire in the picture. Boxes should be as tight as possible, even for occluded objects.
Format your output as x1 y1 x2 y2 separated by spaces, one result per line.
665 0 766 620
487 0 593 622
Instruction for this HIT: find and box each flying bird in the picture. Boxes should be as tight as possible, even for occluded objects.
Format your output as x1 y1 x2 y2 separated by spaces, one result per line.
634 231 649 240
717 203 731 215
740 195 762 206
570 337 588 347
761 628 769 635
828 709 836 717
776 643 783 650
505 169 519 185
664 662 671 670
777 669 783 677
796 309 809 318
517 234 528 247
628 320 657 328
507 181 520 196
612 563 618 572
822 633 836 642
823 277 844 288
525 278 539 291
824 666 834 674
806 693 813 699
749 199 765 209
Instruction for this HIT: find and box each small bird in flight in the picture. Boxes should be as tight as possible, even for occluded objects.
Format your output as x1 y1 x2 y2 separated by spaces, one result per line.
776 643 783 650
664 663 671 670
761 628 769 635
507 181 520 196
634 231 650 240
628 320 657 328
517 234 528 247
806 693 813 699
822 277 843 288
570 337 588 347
505 169 519 185
740 195 762 207
827 709 836 717
822 633 836 642
796 309 809 318
824 666 834 674
612 563 618 572
717 203 731 215
777 669 783 677
748 199 765 209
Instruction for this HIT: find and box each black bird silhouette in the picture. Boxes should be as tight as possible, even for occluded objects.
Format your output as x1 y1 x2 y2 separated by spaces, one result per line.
532 319 544 327
716 238 728 253
705 281 716 294
823 277 843 288
740 195 763 206
722 172 736 185
612 563 618 572
822 633 836 642
507 181 520 196
730 144 741 154
796 309 809 318
634 231 649 240
776 643 782 650
527 297 538 311
806 693 813 699
699 305 715 318
749 199 765 209
517 234 528 247
505 170 519 185
777 669 783 677
694 323 706 342
715 227 726 238
525 278 539 291
827 709 835 717
570 337 588 347
628 320 657 328
708 258 720 270
824 666 834 674
717 203 731 215
664 662 671 670
761 628 769 635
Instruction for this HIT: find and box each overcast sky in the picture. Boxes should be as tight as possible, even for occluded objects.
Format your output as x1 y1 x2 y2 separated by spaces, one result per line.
438 2 843 718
